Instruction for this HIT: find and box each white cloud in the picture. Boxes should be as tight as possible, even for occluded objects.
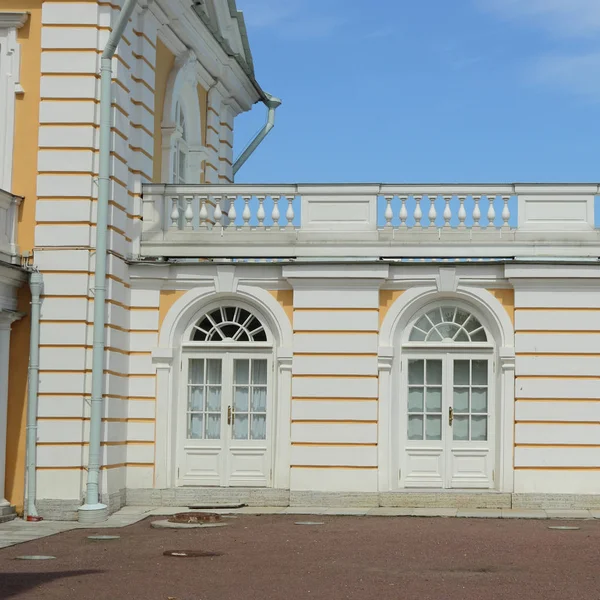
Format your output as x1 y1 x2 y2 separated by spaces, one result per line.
530 52 600 99
478 0 600 36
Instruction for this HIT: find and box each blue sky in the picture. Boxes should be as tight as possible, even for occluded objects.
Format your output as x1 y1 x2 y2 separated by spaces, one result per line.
233 0 600 184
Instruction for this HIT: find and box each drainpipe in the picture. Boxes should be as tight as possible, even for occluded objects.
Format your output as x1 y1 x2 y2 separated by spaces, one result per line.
24 270 42 521
78 0 139 525
232 92 282 177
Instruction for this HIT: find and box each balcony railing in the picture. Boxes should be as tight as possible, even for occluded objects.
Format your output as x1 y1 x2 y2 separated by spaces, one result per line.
0 189 21 264
140 184 600 259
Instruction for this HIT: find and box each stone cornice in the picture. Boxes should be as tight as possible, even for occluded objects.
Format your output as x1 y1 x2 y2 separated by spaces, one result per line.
0 12 29 29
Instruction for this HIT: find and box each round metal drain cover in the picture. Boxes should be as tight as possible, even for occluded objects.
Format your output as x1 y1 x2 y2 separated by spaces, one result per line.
169 512 222 524
548 526 580 530
15 555 56 561
295 521 324 526
88 535 120 541
163 550 222 558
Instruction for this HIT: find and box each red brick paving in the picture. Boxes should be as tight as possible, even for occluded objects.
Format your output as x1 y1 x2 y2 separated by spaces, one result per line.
0 515 598 599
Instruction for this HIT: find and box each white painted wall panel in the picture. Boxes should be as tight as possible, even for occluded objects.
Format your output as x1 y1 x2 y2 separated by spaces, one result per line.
40 322 87 345
41 28 101 50
291 422 377 444
293 355 377 376
516 356 600 377
125 466 154 489
129 353 154 375
291 400 377 421
39 372 86 394
516 423 600 445
37 445 84 468
292 377 378 398
290 467 377 492
291 445 377 467
37 398 85 418
36 225 92 247
39 125 95 148
129 332 158 352
516 378 600 399
293 333 378 354
516 310 600 331
38 419 85 443
36 200 93 221
294 288 379 309
42 51 98 73
514 470 600 494
40 297 89 321
38 150 94 172
128 377 156 398
515 400 600 422
39 102 96 125
35 249 90 272
37 470 82 499
127 444 155 463
39 273 90 296
40 347 86 371
130 309 159 331
515 289 600 309
515 447 600 467
516 333 600 354
42 3 100 24
128 400 155 420
126 421 155 442
40 76 97 99
293 310 378 331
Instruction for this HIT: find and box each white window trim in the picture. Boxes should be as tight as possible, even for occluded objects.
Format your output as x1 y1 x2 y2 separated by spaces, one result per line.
0 12 28 192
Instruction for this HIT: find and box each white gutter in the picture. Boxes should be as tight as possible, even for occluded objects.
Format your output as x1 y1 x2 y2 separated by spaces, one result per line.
233 92 281 177
24 270 42 521
78 0 139 525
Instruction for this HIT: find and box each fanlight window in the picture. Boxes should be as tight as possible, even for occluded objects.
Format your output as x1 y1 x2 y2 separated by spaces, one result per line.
409 306 487 343
191 306 268 342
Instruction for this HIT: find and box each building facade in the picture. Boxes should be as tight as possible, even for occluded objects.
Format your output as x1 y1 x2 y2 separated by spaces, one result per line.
2 0 600 521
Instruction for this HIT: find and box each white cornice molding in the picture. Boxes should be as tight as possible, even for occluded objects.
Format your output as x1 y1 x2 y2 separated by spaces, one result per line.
0 12 29 29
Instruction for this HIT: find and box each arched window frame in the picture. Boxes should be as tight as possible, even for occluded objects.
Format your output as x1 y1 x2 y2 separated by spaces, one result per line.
161 49 207 185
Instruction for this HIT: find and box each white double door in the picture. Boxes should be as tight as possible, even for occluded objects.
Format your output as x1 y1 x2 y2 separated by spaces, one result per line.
401 353 494 489
178 351 273 487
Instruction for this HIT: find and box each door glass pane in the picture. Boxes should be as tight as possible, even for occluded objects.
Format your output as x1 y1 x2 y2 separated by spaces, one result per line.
472 360 488 385
453 388 469 413
408 360 424 385
407 415 424 440
471 388 488 413
234 359 249 385
188 414 203 439
252 360 268 385
206 386 221 412
252 387 267 412
234 386 249 412
454 360 470 385
233 413 249 440
426 387 442 412
251 415 267 440
205 414 221 439
471 415 488 441
189 387 204 411
426 360 442 385
188 359 204 385
453 415 469 441
408 388 424 412
426 415 442 441
207 359 222 384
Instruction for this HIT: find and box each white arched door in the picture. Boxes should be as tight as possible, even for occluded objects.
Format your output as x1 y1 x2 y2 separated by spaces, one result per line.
177 306 274 487
400 305 495 489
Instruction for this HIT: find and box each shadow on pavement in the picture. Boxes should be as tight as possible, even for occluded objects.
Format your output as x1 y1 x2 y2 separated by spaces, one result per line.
0 569 103 598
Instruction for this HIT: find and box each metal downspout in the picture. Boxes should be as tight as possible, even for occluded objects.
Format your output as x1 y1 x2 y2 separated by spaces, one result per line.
24 270 42 521
232 92 281 177
78 0 139 524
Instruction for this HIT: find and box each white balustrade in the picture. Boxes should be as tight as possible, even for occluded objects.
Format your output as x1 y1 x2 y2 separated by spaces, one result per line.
271 196 280 230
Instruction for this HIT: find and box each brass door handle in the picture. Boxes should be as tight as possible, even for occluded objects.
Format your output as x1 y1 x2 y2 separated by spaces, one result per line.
227 406 232 425
449 407 454 426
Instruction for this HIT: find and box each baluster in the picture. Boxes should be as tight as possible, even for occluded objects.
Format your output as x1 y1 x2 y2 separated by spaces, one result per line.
213 196 223 229
198 197 208 230
502 195 511 228
428 195 437 229
443 196 452 228
384 196 393 228
285 196 295 228
472 195 481 229
242 195 251 229
229 196 239 230
413 195 423 228
256 195 266 229
170 197 180 228
184 196 194 229
458 195 466 228
271 196 280 230
487 195 496 228
399 196 408 228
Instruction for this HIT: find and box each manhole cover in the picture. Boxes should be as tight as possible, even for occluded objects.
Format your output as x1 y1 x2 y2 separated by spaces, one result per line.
548 526 580 530
295 521 324 526
163 550 223 558
88 535 121 541
169 512 222 524
15 555 56 561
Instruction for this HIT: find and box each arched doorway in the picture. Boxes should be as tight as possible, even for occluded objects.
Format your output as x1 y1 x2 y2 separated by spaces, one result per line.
177 303 276 487
399 303 495 489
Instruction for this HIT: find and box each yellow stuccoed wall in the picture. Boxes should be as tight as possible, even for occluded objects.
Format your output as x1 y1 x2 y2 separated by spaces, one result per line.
487 288 515 324
379 290 405 327
269 290 293 325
